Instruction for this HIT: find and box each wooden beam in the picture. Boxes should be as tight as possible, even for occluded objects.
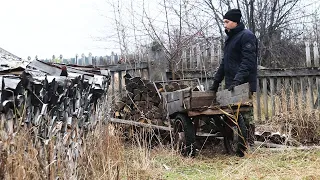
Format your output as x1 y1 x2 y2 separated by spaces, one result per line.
256 78 261 121
301 77 306 107
188 106 252 117
215 83 251 107
119 71 123 99
270 78 275 117
317 77 320 110
258 67 320 77
107 62 148 72
308 77 314 109
111 71 115 98
285 78 290 111
109 118 173 131
263 78 268 120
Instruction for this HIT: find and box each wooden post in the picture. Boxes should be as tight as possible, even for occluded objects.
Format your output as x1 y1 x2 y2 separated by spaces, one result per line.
292 78 298 109
285 78 290 112
301 77 306 106
308 77 314 109
305 41 311 67
313 42 319 67
204 43 209 65
276 78 282 94
263 78 268 120
256 78 262 121
119 71 123 99
182 48 187 71
217 41 222 63
147 57 151 80
111 71 115 99
270 78 275 117
196 43 201 69
210 43 215 66
276 78 282 113
317 77 320 110
189 47 193 69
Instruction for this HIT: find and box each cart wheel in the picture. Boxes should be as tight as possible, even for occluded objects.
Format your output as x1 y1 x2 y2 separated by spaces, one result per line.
222 114 247 157
173 113 196 157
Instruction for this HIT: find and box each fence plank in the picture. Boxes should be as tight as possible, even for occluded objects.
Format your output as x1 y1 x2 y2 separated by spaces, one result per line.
301 77 306 106
217 42 222 63
317 77 320 109
313 42 319 67
189 47 193 69
111 71 115 100
210 44 215 66
263 78 268 120
182 49 187 70
119 71 123 99
276 78 282 113
196 44 201 69
285 78 290 112
258 68 320 77
305 41 311 67
308 77 314 109
292 77 298 109
276 78 281 93
256 78 261 121
270 78 275 117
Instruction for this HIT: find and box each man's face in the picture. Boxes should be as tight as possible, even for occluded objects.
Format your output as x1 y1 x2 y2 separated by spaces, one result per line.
223 19 238 31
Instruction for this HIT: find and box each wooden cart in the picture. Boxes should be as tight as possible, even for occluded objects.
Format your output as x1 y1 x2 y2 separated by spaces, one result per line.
160 81 253 157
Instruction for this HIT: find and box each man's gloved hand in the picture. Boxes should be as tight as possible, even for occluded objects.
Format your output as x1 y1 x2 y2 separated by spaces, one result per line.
228 81 241 91
209 81 220 92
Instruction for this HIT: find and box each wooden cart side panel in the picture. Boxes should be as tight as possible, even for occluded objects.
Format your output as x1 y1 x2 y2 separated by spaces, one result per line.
190 91 215 108
190 83 251 108
216 83 251 106
161 87 191 102
161 88 191 115
188 106 252 117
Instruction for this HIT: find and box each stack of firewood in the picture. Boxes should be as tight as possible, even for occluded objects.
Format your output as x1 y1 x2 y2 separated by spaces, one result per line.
114 75 189 126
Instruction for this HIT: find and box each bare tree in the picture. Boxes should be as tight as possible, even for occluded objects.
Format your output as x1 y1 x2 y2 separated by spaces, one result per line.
202 0 318 68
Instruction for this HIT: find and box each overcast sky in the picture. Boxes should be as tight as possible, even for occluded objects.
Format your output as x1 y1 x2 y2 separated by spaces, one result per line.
1 0 319 60
0 0 116 59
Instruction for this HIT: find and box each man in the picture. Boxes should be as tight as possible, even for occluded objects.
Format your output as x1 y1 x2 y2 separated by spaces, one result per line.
210 9 257 149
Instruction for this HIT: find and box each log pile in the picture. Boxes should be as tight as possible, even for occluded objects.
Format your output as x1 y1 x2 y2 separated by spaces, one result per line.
0 60 110 139
113 75 190 127
0 60 111 178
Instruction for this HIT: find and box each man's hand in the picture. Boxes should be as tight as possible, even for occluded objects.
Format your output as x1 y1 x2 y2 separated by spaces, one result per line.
228 81 240 91
209 81 220 92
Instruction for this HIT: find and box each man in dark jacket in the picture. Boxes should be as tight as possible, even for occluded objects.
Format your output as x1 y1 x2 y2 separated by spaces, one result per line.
210 9 257 150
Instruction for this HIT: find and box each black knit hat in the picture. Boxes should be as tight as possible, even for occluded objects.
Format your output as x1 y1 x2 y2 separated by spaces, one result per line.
223 9 242 23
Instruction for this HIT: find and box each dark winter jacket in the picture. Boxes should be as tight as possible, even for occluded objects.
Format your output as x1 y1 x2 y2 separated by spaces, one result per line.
214 22 257 92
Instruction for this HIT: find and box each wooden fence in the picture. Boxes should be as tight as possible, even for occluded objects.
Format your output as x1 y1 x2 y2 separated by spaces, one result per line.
256 68 320 121
179 39 222 71
110 40 320 122
108 62 149 100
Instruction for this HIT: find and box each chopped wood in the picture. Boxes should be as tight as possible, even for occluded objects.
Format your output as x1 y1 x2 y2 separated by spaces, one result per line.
133 89 141 96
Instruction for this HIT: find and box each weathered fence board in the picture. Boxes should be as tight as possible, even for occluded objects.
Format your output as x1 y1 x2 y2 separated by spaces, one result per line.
257 68 320 121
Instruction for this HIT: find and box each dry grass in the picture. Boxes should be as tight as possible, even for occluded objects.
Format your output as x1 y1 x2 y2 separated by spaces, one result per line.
0 124 164 180
158 147 320 180
1 123 320 179
255 87 320 144
1 87 319 179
